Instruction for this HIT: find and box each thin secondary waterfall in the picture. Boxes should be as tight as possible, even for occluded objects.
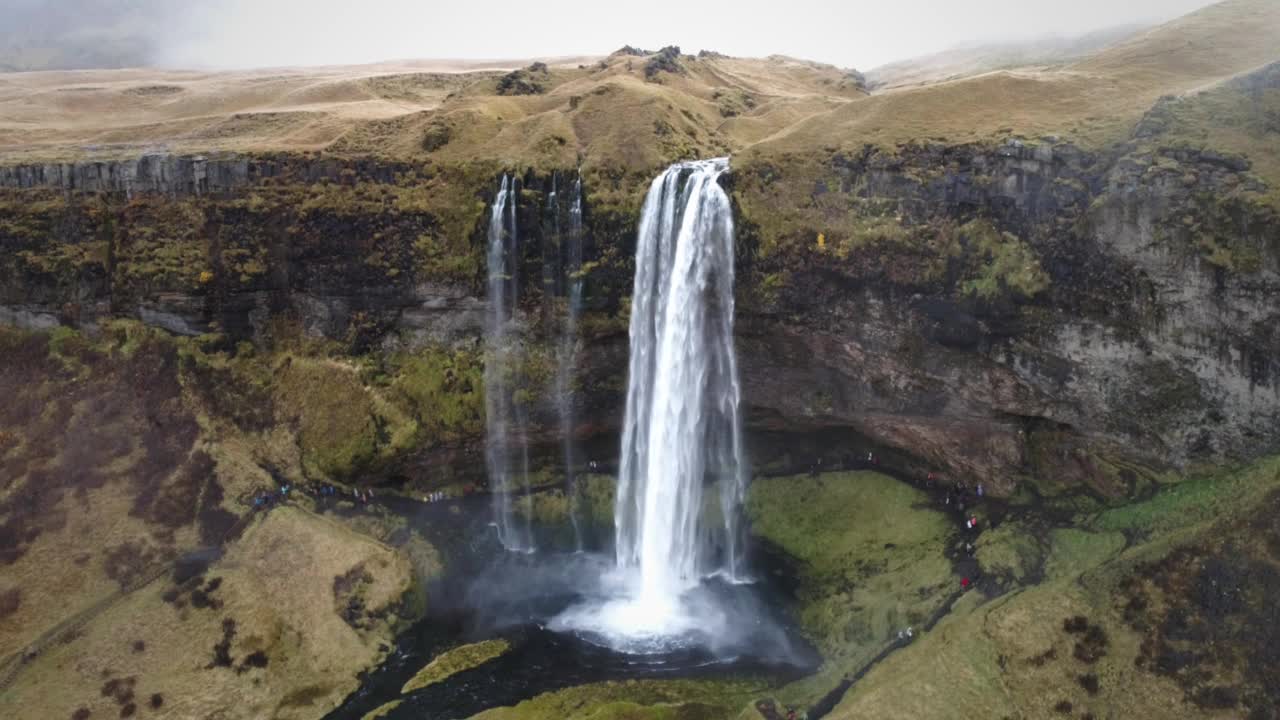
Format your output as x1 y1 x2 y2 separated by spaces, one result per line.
614 157 748 605
554 174 586 551
485 174 534 553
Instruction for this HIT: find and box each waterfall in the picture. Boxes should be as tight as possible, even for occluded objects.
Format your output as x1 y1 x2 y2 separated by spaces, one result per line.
614 157 748 606
485 174 534 553
555 174 586 551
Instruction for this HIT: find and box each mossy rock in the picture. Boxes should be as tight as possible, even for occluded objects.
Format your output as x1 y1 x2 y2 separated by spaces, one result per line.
580 475 618 527
470 679 765 720
748 472 954 701
975 521 1046 585
401 639 510 694
361 700 402 720
510 475 616 541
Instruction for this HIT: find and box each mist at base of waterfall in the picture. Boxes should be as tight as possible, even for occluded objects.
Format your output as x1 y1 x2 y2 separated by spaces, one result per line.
550 572 749 657
458 547 812 668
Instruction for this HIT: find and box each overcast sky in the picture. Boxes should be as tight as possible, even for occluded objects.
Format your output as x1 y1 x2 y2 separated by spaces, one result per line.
7 0 1224 72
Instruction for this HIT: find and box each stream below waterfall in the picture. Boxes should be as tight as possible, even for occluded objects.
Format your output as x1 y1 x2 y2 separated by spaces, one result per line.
322 491 818 720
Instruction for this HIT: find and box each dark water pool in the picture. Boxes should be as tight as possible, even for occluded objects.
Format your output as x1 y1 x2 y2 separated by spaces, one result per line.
323 498 816 720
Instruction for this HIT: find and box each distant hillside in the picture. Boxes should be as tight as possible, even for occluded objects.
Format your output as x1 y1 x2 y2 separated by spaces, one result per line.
866 25 1149 90
0 0 1276 178
747 0 1280 156
0 51 868 168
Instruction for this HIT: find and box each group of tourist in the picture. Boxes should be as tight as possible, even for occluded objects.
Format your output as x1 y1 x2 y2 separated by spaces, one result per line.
806 451 883 478
247 478 494 514
311 483 373 504
248 481 376 511
250 484 293 508
923 470 991 594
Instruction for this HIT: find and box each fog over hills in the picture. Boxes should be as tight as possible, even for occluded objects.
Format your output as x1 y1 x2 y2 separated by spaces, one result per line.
1 0 1217 73
0 0 173 71
865 24 1151 89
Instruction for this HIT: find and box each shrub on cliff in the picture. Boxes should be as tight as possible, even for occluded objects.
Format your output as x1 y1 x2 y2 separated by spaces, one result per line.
422 123 452 152
496 64 550 96
644 46 684 80
845 69 868 91
952 219 1049 301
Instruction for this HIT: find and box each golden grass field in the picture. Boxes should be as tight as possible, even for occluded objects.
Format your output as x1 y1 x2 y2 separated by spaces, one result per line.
1 0 1276 173
749 0 1280 155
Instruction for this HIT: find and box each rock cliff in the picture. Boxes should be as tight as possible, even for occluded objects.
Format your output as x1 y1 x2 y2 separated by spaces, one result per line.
1 131 1276 496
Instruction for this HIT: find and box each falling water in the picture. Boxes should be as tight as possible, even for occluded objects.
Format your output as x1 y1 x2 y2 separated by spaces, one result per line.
485 175 534 553
555 174 586 551
614 157 748 607
550 158 751 651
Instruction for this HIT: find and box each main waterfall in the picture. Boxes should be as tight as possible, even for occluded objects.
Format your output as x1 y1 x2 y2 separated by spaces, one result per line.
554 158 749 651
616 157 747 600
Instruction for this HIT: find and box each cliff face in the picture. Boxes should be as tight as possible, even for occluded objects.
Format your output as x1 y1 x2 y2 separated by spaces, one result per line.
733 138 1279 494
0 155 253 195
1 135 1277 495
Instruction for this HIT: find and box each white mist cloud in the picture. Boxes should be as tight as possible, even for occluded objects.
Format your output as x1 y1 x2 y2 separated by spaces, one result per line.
9 0 1224 72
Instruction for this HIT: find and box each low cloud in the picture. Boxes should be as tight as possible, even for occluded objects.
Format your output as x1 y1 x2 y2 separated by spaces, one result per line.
0 0 176 71
1 0 1221 73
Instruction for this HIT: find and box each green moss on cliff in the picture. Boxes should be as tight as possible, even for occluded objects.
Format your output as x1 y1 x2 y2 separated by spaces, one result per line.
733 155 1052 307
734 157 907 266
15 238 109 283
119 199 208 279
1182 193 1277 274
275 356 416 479
388 348 485 445
511 343 557 409
1093 456 1280 537
951 220 1049 300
